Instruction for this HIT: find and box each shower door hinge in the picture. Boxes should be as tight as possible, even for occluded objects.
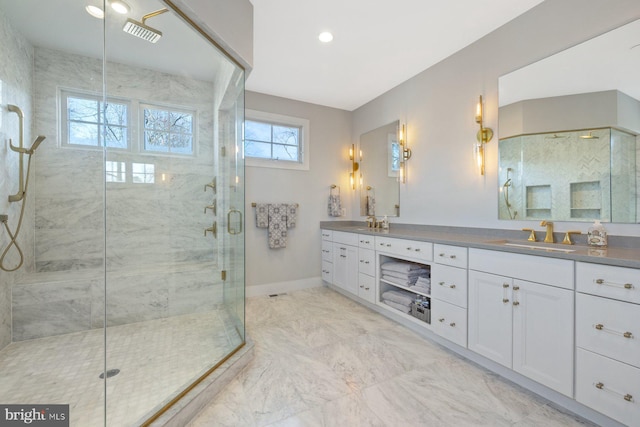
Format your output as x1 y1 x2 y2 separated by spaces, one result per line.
221 270 227 281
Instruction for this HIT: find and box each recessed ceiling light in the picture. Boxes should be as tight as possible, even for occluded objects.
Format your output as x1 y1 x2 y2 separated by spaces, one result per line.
319 32 334 43
110 0 131 14
85 5 105 19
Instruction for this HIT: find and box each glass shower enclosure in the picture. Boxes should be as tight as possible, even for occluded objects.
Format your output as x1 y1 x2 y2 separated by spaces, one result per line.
0 0 245 425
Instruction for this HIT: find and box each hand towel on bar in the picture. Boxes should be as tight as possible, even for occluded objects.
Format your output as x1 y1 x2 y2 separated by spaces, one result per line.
286 204 297 228
366 195 376 216
255 203 269 228
328 194 342 217
266 204 288 249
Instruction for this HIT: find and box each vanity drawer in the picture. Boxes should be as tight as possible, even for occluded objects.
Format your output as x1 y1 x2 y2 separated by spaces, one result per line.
431 264 468 308
576 262 640 304
431 300 467 348
469 249 574 290
358 248 375 276
576 348 640 427
321 229 333 241
321 260 333 283
375 236 433 262
321 240 333 261
358 234 375 249
434 244 468 268
358 273 376 304
576 293 640 368
333 231 359 246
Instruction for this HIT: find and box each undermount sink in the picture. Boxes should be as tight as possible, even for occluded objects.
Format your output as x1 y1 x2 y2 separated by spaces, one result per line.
487 240 576 253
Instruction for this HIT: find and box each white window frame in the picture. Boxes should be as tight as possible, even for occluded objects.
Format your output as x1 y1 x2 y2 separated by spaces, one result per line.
245 109 310 171
140 102 197 157
60 89 131 151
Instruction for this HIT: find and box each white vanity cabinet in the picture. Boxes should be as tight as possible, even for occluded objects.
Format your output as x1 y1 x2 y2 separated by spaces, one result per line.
357 234 376 303
575 262 640 426
468 249 574 397
431 244 468 347
321 230 333 283
332 231 359 296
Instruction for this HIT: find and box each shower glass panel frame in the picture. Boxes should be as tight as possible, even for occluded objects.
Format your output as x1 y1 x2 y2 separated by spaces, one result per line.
0 1 245 425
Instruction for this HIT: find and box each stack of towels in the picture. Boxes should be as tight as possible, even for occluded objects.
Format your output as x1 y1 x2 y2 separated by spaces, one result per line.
380 261 430 287
410 276 431 295
381 290 414 313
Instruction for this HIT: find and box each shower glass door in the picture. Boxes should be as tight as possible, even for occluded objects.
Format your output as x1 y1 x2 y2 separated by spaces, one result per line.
103 1 245 425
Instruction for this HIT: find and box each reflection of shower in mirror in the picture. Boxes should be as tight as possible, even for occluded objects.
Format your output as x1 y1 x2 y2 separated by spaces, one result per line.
502 167 517 219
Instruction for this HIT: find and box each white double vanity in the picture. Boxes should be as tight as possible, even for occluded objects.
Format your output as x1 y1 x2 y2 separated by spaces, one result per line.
320 224 639 427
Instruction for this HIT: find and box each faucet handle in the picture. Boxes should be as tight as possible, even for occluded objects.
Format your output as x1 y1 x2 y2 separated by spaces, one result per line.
562 230 581 245
522 228 536 242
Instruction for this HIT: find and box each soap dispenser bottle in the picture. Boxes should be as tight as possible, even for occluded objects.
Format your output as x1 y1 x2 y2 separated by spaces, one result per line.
382 215 389 230
587 220 607 247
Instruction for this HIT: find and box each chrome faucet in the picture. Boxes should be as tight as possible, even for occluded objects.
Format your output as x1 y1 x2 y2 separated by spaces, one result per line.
540 220 554 243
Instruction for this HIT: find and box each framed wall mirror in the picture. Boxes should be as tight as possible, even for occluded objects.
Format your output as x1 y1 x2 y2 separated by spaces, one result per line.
498 19 640 223
359 121 400 217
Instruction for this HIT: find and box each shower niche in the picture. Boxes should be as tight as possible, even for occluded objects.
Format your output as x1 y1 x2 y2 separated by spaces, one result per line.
0 0 247 425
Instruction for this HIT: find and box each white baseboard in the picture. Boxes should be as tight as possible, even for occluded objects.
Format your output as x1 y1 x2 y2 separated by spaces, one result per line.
246 276 324 298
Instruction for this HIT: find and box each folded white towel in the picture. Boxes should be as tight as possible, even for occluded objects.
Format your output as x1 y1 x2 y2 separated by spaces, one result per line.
382 275 418 287
383 299 412 313
381 290 414 306
411 285 431 294
381 269 429 280
380 261 425 274
415 277 431 286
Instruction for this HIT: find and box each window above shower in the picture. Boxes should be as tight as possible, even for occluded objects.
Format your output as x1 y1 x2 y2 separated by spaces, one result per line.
60 90 197 157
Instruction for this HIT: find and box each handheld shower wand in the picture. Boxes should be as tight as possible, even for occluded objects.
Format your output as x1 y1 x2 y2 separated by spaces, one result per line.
2 104 46 271
502 168 517 219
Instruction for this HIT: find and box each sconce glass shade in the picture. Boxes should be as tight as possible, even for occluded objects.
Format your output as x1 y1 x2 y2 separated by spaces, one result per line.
475 95 493 175
398 124 411 183
349 143 359 189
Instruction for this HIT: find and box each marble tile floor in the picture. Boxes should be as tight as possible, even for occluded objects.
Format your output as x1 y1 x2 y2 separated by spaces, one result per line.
190 286 596 427
0 309 241 426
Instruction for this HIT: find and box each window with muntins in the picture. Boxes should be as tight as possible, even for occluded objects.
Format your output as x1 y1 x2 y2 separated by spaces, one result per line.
62 91 129 149
142 104 195 155
245 119 301 162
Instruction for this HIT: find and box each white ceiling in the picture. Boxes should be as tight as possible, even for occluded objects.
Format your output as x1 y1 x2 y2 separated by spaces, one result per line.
246 0 545 111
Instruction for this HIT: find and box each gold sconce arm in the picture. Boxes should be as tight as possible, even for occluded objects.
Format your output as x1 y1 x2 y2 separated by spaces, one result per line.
475 95 494 176
399 124 411 183
349 143 360 189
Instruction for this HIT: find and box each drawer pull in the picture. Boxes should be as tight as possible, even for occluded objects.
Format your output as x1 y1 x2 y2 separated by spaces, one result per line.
439 253 455 259
438 318 445 323
407 247 412 250
513 285 520 291
594 323 634 339
503 283 509 288
502 298 510 304
513 301 520 306
359 285 364 288
449 284 456 289
365 261 370 264
595 279 634 290
594 382 635 403
414 248 421 252
449 322 456 327
365 287 370 290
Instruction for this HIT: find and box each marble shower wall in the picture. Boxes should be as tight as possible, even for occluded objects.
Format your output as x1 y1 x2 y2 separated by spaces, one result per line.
33 47 217 272
0 10 35 350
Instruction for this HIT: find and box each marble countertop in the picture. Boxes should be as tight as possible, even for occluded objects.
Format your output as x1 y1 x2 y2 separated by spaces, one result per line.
320 221 640 269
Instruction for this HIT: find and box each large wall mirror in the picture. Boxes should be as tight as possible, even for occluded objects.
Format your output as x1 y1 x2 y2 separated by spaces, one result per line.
498 19 640 223
359 121 400 217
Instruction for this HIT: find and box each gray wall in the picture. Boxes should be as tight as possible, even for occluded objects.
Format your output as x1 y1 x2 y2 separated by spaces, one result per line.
245 91 352 289
350 0 640 237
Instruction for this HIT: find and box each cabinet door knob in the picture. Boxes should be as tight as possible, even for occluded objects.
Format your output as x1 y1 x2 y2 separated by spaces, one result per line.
449 322 456 327
503 283 510 288
513 285 520 291
406 247 412 250
438 318 445 322
513 301 520 306
415 248 421 252
624 394 634 402
365 287 370 290
386 244 391 247
449 284 456 289
503 298 510 304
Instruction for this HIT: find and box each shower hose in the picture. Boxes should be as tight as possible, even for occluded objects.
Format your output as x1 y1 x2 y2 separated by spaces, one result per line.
0 153 33 272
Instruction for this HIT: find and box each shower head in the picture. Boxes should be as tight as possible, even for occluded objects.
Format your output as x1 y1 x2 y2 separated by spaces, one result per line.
28 136 46 154
122 8 168 43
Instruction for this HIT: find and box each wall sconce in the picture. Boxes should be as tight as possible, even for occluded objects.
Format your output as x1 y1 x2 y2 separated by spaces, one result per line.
475 95 494 175
399 124 412 183
349 144 360 189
